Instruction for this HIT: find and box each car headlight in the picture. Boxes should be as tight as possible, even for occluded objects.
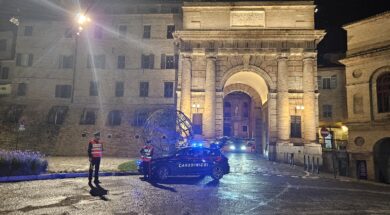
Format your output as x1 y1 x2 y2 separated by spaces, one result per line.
229 145 236 150
240 146 246 151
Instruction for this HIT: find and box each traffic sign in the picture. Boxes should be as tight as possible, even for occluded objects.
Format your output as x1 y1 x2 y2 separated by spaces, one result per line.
320 127 329 137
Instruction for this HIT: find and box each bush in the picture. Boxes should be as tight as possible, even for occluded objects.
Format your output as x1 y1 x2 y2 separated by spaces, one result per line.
118 160 137 172
0 150 48 177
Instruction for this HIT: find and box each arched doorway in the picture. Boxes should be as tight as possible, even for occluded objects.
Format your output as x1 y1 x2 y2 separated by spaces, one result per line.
374 138 390 183
221 67 272 155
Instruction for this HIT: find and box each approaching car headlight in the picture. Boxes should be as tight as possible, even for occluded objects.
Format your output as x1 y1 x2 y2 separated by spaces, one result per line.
240 145 246 151
229 145 236 150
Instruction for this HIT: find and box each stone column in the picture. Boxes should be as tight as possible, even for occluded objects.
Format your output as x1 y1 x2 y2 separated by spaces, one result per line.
303 55 316 143
180 55 192 118
203 56 216 139
277 56 290 143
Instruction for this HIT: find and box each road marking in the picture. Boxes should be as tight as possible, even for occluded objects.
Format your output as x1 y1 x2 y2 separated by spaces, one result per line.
291 175 299 178
276 174 283 177
244 182 291 214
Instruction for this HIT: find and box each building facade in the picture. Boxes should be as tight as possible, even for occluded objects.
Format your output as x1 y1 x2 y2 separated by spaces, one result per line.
0 0 325 163
340 12 390 183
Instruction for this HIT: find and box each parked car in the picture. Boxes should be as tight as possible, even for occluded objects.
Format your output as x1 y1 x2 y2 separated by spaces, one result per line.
138 146 230 181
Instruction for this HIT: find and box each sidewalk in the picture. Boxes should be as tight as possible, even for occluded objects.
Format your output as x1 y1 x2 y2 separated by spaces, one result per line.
46 156 137 173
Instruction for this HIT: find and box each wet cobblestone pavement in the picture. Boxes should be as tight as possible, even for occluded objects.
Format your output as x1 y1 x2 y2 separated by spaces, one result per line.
1 153 390 215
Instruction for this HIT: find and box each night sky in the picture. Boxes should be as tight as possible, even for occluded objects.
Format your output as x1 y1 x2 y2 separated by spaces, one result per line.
315 0 390 54
1 0 389 57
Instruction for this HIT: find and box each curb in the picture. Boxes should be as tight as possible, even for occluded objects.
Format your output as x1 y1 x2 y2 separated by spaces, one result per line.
0 171 140 183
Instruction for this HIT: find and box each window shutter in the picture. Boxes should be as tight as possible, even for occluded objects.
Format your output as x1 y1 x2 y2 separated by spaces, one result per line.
59 55 63 69
16 54 21 66
330 75 337 89
28 54 33 66
174 54 179 69
161 54 166 69
55 85 60 97
317 76 322 90
149 54 154 69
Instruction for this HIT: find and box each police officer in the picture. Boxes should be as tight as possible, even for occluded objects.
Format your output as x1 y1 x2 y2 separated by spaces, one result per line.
140 145 154 180
88 131 103 184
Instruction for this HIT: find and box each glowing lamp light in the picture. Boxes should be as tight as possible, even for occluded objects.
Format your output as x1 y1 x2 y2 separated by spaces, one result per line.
229 145 236 150
296 105 305 110
341 125 348 132
75 13 91 25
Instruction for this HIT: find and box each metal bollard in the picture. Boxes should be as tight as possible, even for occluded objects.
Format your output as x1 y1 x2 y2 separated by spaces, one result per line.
317 157 320 174
307 156 311 171
312 156 315 173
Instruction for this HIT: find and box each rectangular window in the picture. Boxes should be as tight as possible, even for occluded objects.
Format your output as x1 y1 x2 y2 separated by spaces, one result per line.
24 26 33 36
94 26 103 39
166 55 175 69
164 82 174 98
323 104 333 118
0 39 6 51
87 55 105 69
59 55 74 69
167 25 175 39
117 55 125 69
139 81 149 97
55 85 72 98
322 78 331 89
17 83 27 96
143 25 151 39
89 81 98 96
134 111 148 127
48 106 68 125
115 81 124 97
1 67 9 79
108 110 121 126
242 125 248 132
141 54 154 69
6 105 25 123
330 75 337 89
290 115 301 138
16 53 33 67
118 25 127 38
80 108 96 125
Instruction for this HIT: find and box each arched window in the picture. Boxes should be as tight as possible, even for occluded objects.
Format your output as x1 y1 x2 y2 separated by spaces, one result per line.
377 73 390 113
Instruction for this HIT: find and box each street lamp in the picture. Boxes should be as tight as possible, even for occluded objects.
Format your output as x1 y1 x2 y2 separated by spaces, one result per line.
71 13 91 103
192 103 200 113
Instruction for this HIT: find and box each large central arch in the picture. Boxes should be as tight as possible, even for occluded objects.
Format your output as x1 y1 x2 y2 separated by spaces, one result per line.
221 66 272 154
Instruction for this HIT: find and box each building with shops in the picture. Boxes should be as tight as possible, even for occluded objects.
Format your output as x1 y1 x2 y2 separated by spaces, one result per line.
340 12 390 183
1 0 325 164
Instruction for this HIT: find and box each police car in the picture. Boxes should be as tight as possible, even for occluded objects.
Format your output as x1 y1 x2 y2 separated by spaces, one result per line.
139 147 230 181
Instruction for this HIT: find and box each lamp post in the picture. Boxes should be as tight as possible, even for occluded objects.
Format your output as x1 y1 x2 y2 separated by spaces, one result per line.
192 103 200 113
71 13 91 103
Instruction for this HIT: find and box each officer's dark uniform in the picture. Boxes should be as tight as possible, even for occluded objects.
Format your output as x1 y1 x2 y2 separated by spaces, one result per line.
140 145 154 179
88 131 103 184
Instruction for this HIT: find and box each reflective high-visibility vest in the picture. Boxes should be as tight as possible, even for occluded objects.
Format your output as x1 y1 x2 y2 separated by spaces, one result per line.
90 139 103 158
141 146 153 161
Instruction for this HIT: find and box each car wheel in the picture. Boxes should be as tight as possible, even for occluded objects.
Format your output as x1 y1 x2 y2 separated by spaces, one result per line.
156 166 169 181
211 165 224 180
